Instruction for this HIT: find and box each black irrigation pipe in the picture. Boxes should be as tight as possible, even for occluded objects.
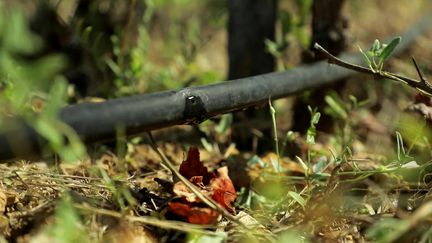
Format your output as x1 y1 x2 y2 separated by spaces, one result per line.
1 14 432 162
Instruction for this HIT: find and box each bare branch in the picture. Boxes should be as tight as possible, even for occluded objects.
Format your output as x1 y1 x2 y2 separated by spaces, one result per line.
314 43 432 96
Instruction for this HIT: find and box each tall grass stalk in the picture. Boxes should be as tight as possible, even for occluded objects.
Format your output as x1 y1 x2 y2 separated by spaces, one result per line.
269 98 280 170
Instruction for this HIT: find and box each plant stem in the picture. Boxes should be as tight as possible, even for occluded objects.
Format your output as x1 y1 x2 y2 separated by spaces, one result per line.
269 99 280 170
314 43 432 96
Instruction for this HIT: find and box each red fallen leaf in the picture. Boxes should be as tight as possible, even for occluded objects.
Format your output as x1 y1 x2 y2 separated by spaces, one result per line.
209 167 237 213
169 148 237 224
414 93 432 105
168 202 220 225
179 147 214 184
172 181 199 203
189 176 205 186
172 176 212 203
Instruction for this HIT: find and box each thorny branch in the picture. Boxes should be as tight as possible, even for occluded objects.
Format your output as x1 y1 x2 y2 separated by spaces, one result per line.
314 43 432 97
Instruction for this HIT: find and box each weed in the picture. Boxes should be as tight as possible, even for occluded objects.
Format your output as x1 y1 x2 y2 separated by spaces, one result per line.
265 0 313 70
46 194 88 243
0 7 86 162
359 37 402 73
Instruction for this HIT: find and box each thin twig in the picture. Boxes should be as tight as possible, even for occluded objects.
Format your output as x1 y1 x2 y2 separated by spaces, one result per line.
146 132 247 228
74 203 222 236
314 43 432 96
8 200 55 218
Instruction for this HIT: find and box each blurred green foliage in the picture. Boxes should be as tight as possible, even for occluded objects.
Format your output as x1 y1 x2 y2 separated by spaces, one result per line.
265 0 312 70
0 0 227 161
0 4 86 162
46 194 88 243
108 0 225 96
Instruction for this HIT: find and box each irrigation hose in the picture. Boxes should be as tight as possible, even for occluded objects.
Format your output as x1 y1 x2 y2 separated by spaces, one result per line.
0 13 431 162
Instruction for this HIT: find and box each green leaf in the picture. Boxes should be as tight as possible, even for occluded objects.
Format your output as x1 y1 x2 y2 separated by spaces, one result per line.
265 39 281 57
215 114 232 134
295 0 312 25
349 95 358 107
42 77 68 118
358 46 373 71
106 58 122 77
379 36 401 62
286 131 295 141
312 156 327 173
279 10 292 36
368 39 382 57
82 26 93 44
34 118 63 147
271 157 283 173
3 11 43 54
295 156 309 173
395 131 406 161
311 111 320 125
288 191 306 208
200 137 213 152
47 195 88 243
306 130 315 144
324 94 348 119
306 106 320 144
33 118 86 163
365 218 409 243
